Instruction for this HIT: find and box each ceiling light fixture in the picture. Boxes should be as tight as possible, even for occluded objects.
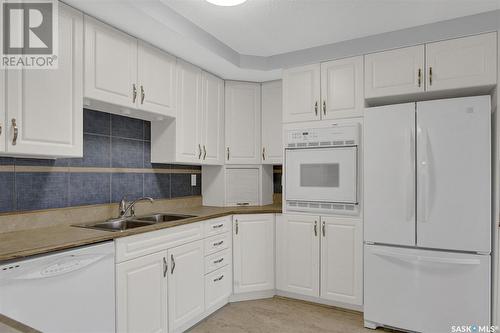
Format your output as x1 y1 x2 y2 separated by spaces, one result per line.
206 0 247 6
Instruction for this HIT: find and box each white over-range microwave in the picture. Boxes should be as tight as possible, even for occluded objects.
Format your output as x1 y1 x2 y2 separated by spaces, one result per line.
284 124 360 215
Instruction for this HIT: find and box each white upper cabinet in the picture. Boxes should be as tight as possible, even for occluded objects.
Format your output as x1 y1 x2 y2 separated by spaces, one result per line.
320 216 363 305
137 41 176 118
4 4 83 158
364 45 425 99
168 240 205 333
201 72 225 165
233 214 275 294
225 81 261 164
116 251 168 333
276 214 320 297
84 16 138 109
283 64 321 122
321 56 364 119
175 60 203 163
261 80 283 164
425 32 497 92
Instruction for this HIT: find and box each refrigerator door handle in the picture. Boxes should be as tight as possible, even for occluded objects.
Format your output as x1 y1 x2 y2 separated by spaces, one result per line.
406 128 415 222
418 256 481 266
417 127 430 223
372 249 419 263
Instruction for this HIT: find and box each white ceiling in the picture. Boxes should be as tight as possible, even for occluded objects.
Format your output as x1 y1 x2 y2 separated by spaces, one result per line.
161 0 500 56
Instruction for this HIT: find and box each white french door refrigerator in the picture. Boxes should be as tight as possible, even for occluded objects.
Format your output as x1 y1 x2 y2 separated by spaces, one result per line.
363 96 491 333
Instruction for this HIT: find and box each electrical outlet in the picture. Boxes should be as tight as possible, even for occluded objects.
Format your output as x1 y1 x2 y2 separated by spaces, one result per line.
191 174 197 186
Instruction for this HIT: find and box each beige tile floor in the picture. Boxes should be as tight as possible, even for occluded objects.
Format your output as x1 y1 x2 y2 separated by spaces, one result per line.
189 297 393 333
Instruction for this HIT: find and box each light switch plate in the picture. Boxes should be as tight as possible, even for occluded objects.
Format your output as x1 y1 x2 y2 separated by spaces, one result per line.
191 174 197 186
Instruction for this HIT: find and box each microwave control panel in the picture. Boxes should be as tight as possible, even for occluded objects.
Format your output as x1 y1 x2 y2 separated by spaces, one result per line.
286 124 359 146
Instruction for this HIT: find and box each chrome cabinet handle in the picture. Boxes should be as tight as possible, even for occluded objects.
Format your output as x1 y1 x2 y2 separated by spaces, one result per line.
262 147 266 161
314 221 318 236
140 85 145 104
212 223 224 229
203 145 207 160
226 147 230 160
322 221 326 237
11 119 18 146
417 68 422 87
132 84 137 103
237 202 249 206
213 240 224 246
213 275 224 282
0 122 2 136
198 144 202 159
170 254 175 274
314 101 318 116
429 67 433 86
163 257 168 277
214 258 224 264
235 220 239 235
323 101 326 116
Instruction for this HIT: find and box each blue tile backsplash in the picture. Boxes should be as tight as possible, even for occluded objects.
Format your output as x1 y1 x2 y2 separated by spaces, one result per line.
0 109 201 213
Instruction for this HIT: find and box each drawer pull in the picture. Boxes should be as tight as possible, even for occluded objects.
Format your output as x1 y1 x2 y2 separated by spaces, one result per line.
213 240 224 246
171 254 175 274
163 257 167 277
213 258 224 264
212 224 224 229
11 119 18 146
237 202 249 206
213 275 224 282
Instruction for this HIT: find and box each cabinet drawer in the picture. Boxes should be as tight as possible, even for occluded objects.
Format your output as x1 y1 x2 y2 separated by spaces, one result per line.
205 265 232 311
115 222 203 263
204 232 230 256
204 216 232 238
205 248 231 274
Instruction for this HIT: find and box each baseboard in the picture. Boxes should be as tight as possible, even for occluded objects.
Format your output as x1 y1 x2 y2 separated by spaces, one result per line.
229 289 276 302
275 290 363 312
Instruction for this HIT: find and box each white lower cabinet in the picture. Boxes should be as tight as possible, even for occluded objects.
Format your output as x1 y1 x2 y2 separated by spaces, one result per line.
233 214 275 295
116 251 168 333
276 214 319 297
168 240 205 333
277 214 363 307
205 264 232 313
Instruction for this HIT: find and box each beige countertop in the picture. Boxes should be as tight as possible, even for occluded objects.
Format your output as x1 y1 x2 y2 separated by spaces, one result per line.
0 204 282 262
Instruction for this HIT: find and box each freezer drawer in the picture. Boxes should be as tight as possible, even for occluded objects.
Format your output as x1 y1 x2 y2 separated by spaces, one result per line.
364 245 490 333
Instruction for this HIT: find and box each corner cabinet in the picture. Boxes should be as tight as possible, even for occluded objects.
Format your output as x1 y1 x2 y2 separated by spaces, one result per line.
225 81 261 164
3 3 83 158
261 80 283 164
283 57 363 123
276 214 363 307
364 32 497 100
233 214 275 296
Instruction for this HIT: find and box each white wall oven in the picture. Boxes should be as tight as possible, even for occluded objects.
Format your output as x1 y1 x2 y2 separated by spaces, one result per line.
284 124 359 215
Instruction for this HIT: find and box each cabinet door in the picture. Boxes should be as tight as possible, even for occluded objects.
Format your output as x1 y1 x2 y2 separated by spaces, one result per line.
168 240 204 333
6 5 83 157
233 214 274 294
116 251 168 333
176 60 202 163
84 16 137 108
261 80 283 164
364 45 424 99
321 56 363 119
225 81 261 164
364 103 416 246
426 33 497 92
205 265 232 312
201 72 224 165
137 42 176 118
282 64 321 123
320 216 363 305
276 214 320 297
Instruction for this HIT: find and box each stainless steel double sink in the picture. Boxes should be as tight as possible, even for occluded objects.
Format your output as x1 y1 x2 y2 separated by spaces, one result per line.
74 213 197 232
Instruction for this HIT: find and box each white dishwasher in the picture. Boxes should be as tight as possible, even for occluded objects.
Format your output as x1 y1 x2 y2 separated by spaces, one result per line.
0 242 115 333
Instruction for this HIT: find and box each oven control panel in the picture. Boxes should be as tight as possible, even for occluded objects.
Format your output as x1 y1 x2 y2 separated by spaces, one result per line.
286 124 359 147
